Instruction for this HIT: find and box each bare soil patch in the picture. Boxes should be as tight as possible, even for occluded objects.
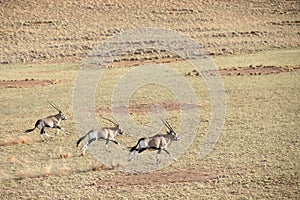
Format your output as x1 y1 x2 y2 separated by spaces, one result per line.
0 1 299 199
185 65 300 77
0 79 62 88
90 168 225 188
110 55 184 68
112 56 300 77
1 0 299 64
97 101 201 114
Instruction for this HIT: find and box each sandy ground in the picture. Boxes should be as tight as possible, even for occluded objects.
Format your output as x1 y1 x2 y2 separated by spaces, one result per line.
1 0 299 64
0 0 299 199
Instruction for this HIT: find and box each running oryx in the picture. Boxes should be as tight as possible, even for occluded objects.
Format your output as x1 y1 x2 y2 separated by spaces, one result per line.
25 102 68 141
128 118 180 163
76 116 124 154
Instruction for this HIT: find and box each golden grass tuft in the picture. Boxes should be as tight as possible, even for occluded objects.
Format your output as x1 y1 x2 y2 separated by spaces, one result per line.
56 166 72 175
44 165 53 177
9 156 23 165
0 135 38 146
60 152 72 159
17 169 41 179
59 146 72 159
91 163 105 171
18 136 29 144
110 160 128 169
17 165 72 179
90 160 127 172
0 137 17 146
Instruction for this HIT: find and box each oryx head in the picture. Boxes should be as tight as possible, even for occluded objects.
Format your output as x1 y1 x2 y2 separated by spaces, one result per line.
100 116 124 135
48 102 67 120
161 118 180 141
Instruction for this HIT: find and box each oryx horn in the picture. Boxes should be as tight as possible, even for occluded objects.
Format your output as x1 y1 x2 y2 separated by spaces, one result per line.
160 117 176 134
48 101 61 112
100 115 118 126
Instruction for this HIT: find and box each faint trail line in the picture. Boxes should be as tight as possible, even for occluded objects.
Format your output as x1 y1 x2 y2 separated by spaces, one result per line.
96 102 203 114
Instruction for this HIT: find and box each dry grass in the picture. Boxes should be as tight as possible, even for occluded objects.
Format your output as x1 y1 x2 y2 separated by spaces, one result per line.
17 165 72 179
9 156 24 166
0 57 299 199
91 163 106 171
59 146 72 159
0 0 299 197
0 135 39 146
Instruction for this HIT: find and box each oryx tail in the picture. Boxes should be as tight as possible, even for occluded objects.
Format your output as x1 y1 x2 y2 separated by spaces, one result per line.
129 138 145 152
25 120 41 133
76 132 89 147
25 127 36 133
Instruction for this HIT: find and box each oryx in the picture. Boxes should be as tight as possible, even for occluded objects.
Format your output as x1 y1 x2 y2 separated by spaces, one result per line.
76 116 124 154
25 102 68 141
128 118 180 163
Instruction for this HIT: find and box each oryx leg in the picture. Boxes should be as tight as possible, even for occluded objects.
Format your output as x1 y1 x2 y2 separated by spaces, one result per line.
45 133 54 138
40 133 46 141
105 139 110 152
40 128 53 141
82 138 96 153
55 126 69 135
157 148 162 164
163 149 177 161
128 150 139 161
61 127 69 135
128 148 147 161
110 140 125 150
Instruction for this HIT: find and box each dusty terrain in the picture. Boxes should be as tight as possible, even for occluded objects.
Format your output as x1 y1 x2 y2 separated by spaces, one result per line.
1 0 299 64
0 0 299 199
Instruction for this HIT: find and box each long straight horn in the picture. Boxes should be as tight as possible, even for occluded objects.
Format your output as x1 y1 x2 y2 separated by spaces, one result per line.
165 120 176 134
100 116 118 126
48 101 61 112
160 116 176 134
160 117 174 132
112 116 119 126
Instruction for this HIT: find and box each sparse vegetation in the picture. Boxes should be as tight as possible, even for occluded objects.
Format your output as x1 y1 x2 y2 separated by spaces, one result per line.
1 0 299 199
17 165 72 179
1 57 298 199
0 135 38 146
59 146 72 159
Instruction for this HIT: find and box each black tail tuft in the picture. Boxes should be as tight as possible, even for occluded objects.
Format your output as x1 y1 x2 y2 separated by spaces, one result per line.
129 138 145 152
25 128 35 133
76 134 88 147
25 120 41 133
129 145 137 152
111 140 118 144
76 138 82 147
